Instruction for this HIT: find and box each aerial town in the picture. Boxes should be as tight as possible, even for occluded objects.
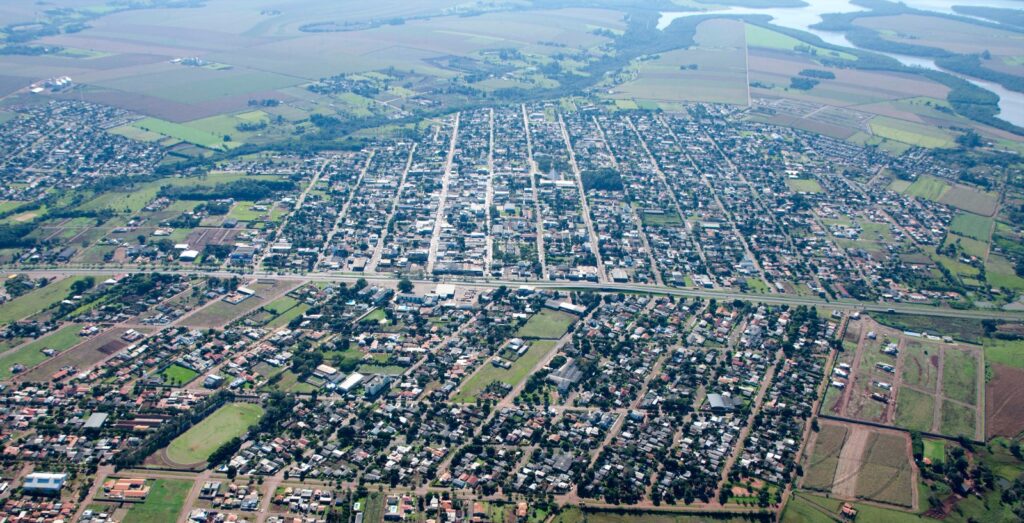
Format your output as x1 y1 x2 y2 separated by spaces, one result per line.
0 0 1023 521
0 96 1020 523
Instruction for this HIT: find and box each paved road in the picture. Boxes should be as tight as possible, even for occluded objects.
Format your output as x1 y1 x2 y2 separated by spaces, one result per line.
7 265 1023 321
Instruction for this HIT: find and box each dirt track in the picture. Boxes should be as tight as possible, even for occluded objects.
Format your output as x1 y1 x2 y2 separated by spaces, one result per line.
830 425 869 499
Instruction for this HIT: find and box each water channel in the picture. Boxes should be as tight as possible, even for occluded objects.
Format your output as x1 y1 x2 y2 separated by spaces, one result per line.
656 0 1024 127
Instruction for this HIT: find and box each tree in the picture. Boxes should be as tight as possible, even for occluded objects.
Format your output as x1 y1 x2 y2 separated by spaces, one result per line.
398 277 413 294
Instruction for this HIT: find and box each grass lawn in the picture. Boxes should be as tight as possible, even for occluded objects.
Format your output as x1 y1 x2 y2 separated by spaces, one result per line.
941 348 977 405
159 364 199 386
123 479 192 523
0 324 83 379
983 337 1024 369
869 116 957 149
940 401 976 439
165 403 264 465
923 438 945 463
263 296 298 315
0 276 88 324
361 308 387 323
782 493 926 523
515 309 577 339
986 255 1024 291
786 178 823 193
902 175 950 201
132 117 229 150
453 340 557 403
266 303 309 329
272 369 317 393
641 211 683 226
895 387 935 432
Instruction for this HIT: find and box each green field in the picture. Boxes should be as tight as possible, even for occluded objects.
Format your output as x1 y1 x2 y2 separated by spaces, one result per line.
941 349 978 405
902 175 951 201
744 24 857 61
0 324 83 379
940 401 976 439
165 403 264 465
515 309 577 339
131 117 231 150
782 492 926 523
949 213 993 241
123 479 192 523
266 303 309 329
0 276 87 324
159 364 199 386
786 178 823 193
895 387 935 432
983 338 1024 369
802 423 847 491
923 438 945 463
986 255 1024 291
868 116 957 148
453 340 557 402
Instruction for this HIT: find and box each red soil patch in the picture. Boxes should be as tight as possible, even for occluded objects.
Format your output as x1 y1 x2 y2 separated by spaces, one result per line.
985 364 1024 438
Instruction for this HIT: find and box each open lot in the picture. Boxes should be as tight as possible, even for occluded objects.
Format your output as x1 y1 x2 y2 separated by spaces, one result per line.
985 364 1024 438
826 422 915 508
453 340 557 403
0 324 83 379
21 327 149 382
165 403 264 466
122 479 192 523
0 276 87 324
802 422 847 492
515 309 577 339
854 431 915 507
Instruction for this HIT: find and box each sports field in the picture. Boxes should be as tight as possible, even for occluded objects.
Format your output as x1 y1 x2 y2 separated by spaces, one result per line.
165 403 264 465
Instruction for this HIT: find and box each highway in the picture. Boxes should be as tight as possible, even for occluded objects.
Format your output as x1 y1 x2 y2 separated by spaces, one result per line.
5 265 1024 321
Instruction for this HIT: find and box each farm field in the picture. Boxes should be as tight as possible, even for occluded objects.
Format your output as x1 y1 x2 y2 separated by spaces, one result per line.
131 117 230 150
801 422 847 492
902 175 950 201
949 213 993 241
853 431 914 507
452 340 557 403
868 116 957 149
986 364 1024 438
165 403 264 465
608 19 748 106
515 309 577 339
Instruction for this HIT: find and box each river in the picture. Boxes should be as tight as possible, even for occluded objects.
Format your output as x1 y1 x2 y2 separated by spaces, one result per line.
656 0 1024 128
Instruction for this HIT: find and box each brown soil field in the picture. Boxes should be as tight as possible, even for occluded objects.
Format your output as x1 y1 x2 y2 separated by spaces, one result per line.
985 364 1024 438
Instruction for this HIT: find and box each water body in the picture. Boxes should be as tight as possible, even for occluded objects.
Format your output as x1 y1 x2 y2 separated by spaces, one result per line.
657 0 1024 128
